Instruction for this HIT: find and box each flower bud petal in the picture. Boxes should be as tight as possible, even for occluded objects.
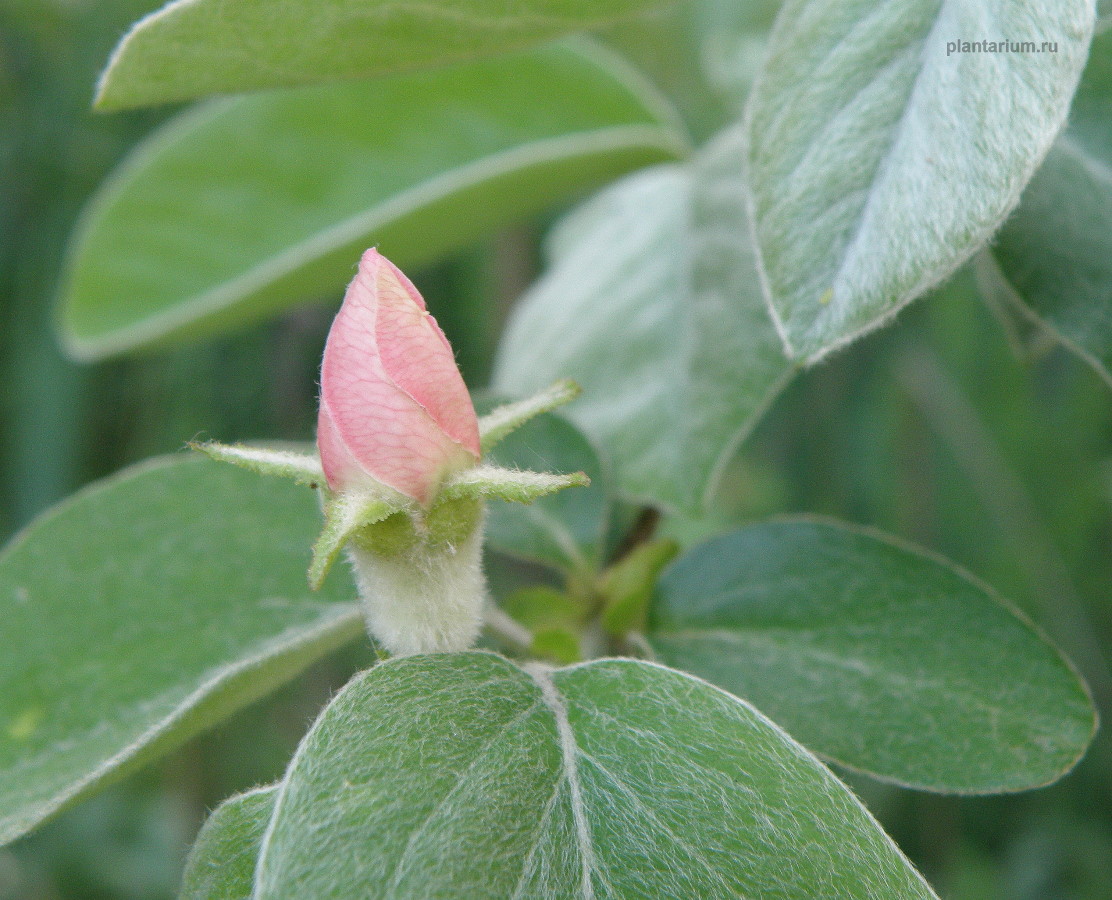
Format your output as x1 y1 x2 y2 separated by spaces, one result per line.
318 249 480 504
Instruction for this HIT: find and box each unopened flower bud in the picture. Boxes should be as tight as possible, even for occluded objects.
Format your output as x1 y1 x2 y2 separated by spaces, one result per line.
199 249 586 658
317 248 480 506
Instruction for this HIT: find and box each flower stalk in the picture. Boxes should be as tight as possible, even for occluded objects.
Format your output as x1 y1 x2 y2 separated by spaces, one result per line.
195 248 586 656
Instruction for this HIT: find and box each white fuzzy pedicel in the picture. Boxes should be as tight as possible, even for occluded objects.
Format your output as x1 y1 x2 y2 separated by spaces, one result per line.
346 513 486 656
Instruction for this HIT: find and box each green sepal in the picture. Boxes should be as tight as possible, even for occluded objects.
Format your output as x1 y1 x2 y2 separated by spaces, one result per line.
351 495 483 559
478 380 581 453
190 441 323 486
309 491 404 590
442 464 589 504
600 538 679 636
193 436 588 592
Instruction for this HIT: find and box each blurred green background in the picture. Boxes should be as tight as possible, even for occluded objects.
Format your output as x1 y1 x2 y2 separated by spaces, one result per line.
1 0 1110 897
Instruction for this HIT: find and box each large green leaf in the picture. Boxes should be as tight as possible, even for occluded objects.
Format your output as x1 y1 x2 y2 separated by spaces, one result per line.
95 0 673 110
647 519 1096 793
181 784 278 900
745 0 1094 361
0 457 363 846
252 652 937 898
991 28 1112 384
485 411 611 576
494 125 793 513
62 42 688 360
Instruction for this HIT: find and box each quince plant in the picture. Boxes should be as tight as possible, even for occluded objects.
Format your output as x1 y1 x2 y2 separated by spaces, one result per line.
2 0 1107 895
196 249 589 656
0 243 1097 899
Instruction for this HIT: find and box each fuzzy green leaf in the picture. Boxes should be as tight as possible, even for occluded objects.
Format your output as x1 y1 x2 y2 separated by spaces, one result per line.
181 785 277 900
252 653 938 898
647 519 1096 793
495 124 793 513
0 457 362 846
991 28 1112 384
62 42 688 359
95 0 675 110
745 0 1094 361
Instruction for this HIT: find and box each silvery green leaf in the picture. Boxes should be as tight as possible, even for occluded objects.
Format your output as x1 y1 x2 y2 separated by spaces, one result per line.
95 0 675 109
252 653 938 898
991 27 1112 383
495 125 793 513
181 785 277 900
0 457 362 846
63 43 688 359
746 0 1094 361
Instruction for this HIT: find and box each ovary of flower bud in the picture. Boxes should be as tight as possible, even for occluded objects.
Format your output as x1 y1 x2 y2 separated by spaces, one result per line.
317 248 481 506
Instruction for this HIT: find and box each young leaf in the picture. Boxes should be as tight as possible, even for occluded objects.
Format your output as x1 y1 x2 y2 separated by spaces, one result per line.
531 627 584 664
599 538 679 635
181 784 278 900
62 42 688 360
253 653 938 898
647 519 1097 793
0 457 363 847
502 585 588 634
990 28 1112 384
745 0 1094 361
484 411 612 575
494 124 793 513
95 0 673 110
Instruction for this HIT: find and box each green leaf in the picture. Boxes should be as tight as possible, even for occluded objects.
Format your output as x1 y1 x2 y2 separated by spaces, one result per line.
494 124 793 513
502 585 588 632
181 784 277 900
647 518 1096 793
531 628 584 663
745 0 1094 362
484 412 611 575
253 653 938 898
95 0 674 110
0 456 363 846
62 42 688 360
599 538 678 635
990 29 1112 384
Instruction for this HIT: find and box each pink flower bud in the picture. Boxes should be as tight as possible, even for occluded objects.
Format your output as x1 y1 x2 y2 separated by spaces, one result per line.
317 248 480 505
